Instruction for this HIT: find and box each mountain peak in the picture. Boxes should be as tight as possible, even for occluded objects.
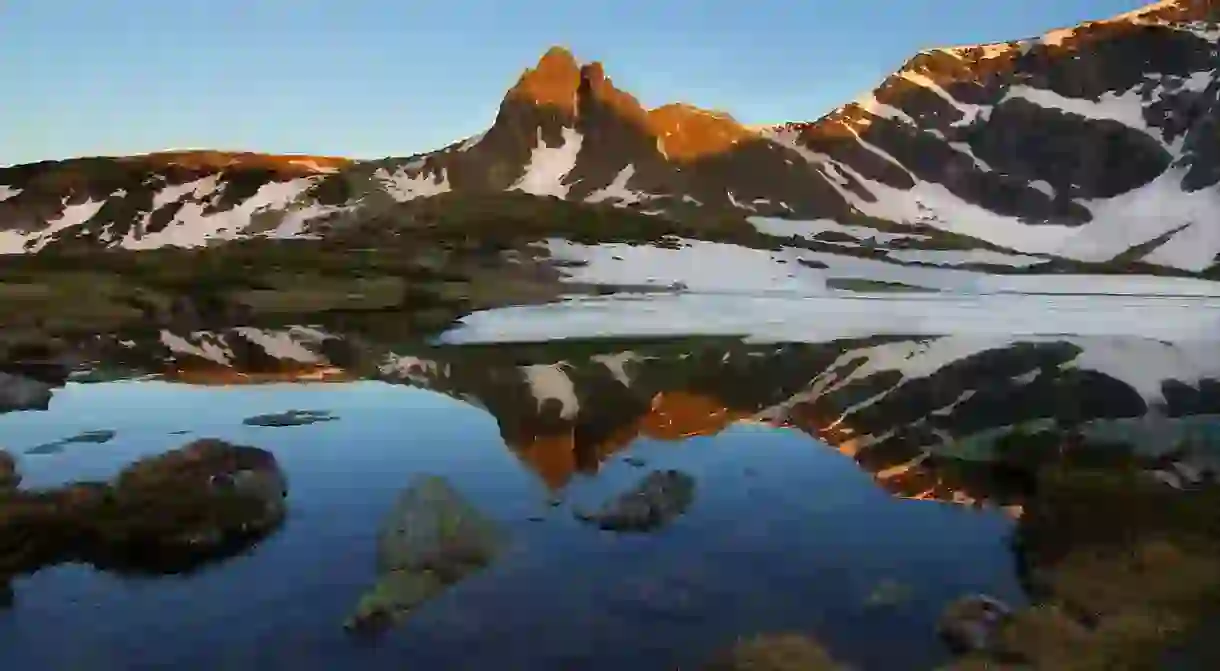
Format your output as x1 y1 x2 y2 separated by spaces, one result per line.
646 104 756 161
507 46 582 114
501 48 756 161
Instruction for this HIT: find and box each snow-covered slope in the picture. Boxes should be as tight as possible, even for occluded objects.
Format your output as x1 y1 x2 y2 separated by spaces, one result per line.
0 151 349 252
0 0 1217 274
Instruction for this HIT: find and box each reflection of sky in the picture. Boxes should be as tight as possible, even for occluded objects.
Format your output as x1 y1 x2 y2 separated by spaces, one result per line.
0 382 1023 671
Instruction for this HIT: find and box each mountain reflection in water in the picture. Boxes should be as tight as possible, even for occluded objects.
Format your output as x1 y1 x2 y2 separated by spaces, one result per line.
0 327 1217 670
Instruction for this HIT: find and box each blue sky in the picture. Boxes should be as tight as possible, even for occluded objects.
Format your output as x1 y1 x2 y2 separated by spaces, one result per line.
1 0 1149 166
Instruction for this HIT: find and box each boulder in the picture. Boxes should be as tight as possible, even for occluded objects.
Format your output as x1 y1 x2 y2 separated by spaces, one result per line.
575 469 695 532
0 438 288 576
346 475 507 633
702 633 845 670
0 450 17 490
938 594 1015 654
0 372 52 413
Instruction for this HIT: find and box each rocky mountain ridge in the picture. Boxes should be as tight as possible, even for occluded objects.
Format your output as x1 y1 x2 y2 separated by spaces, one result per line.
1 0 1217 272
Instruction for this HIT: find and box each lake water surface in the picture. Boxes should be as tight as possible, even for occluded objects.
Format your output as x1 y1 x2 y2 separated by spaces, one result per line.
1 326 1217 670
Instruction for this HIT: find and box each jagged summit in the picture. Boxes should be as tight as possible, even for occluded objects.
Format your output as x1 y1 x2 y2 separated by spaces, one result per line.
507 46 582 114
502 45 756 161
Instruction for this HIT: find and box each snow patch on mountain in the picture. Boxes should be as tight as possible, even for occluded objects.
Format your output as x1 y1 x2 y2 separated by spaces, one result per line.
121 178 317 250
584 164 655 205
1055 170 1220 271
511 127 583 198
375 166 452 201
0 185 22 202
152 177 215 209
6 198 109 253
1002 85 1155 133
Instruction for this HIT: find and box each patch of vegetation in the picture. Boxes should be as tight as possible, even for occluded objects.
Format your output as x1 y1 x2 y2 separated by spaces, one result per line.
955 465 1220 670
825 278 937 293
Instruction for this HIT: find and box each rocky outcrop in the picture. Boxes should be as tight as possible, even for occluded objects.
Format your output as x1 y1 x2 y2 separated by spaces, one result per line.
0 372 53 413
0 438 287 577
574 469 696 532
345 475 508 634
0 451 18 490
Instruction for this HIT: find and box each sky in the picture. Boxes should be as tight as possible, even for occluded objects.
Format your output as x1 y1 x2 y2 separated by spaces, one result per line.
0 0 1155 166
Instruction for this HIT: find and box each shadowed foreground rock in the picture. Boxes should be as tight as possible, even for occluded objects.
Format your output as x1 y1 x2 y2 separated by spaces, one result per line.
702 633 847 671
575 469 695 532
0 450 17 490
345 475 508 634
0 371 53 414
942 466 1220 670
0 438 288 580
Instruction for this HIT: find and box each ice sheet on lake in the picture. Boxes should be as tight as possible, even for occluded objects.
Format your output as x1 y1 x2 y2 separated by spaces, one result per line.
439 292 1220 345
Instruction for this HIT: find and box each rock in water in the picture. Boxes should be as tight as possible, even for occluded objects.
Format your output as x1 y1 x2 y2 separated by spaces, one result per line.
346 475 507 633
938 594 1014 654
702 633 846 670
0 450 18 490
575 469 695 532
0 372 52 413
242 409 337 428
0 438 288 576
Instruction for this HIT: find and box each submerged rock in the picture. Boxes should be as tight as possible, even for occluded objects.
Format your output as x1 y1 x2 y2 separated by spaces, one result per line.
702 633 846 670
346 475 507 633
938 594 1014 654
0 372 53 413
575 469 695 532
26 429 117 455
242 409 337 428
0 450 17 490
0 438 287 576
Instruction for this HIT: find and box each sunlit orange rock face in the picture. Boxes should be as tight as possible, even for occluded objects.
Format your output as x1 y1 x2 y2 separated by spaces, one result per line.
507 46 583 115
130 150 352 176
505 46 759 162
646 104 756 162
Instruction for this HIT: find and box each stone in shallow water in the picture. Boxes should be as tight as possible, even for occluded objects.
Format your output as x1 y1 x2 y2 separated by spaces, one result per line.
938 594 1015 654
0 438 288 575
0 450 18 490
242 409 337 427
25 429 117 455
0 372 52 413
575 469 695 532
702 633 845 670
346 475 508 633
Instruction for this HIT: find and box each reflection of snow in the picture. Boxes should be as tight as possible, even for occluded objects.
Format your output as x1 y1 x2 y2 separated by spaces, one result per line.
441 292 1220 345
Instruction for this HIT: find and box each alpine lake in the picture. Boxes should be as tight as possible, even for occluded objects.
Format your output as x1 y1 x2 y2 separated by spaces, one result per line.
2 317 1219 671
